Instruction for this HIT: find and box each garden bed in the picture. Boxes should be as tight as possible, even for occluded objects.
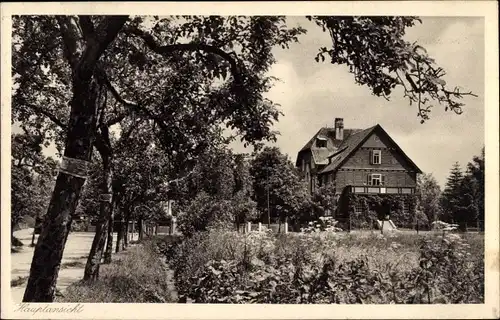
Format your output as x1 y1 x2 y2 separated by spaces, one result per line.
157 230 484 304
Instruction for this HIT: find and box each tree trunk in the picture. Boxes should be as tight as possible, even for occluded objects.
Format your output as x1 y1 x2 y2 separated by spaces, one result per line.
115 208 124 253
123 209 130 248
31 230 36 247
83 152 113 281
22 73 105 303
131 219 135 242
103 209 114 263
22 17 127 302
138 217 144 241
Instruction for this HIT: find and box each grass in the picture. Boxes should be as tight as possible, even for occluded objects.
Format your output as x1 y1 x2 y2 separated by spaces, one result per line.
58 240 177 303
11 276 28 287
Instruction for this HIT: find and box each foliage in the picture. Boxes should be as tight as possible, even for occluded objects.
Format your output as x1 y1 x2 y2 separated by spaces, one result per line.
250 147 310 224
300 216 342 233
416 173 442 224
60 240 176 303
11 133 57 231
440 150 484 232
440 162 464 224
177 192 235 237
465 147 485 229
163 230 483 304
310 183 337 215
343 194 418 229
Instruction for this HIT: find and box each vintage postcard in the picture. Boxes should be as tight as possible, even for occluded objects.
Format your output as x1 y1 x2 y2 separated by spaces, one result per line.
1 1 499 319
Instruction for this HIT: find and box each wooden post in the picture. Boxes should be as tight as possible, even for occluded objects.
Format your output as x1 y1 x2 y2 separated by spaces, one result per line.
247 222 252 233
258 222 262 232
171 217 176 235
284 221 288 234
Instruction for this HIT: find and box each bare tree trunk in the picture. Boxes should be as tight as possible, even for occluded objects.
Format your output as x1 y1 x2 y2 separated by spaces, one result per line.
131 219 135 242
115 207 124 253
123 209 130 249
103 209 114 263
31 230 36 247
84 152 113 281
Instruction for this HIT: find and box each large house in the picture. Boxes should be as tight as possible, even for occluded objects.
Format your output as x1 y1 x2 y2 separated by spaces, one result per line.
296 118 422 229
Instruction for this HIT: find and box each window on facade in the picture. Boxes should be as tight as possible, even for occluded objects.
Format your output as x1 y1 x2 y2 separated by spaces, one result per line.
371 149 382 164
368 173 384 186
401 188 413 194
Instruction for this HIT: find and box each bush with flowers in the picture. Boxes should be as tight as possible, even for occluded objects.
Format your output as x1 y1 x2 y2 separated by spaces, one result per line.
300 216 343 233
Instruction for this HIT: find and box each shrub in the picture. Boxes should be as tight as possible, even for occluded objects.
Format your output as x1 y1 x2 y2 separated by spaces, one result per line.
167 230 483 304
60 240 176 303
177 192 235 237
300 216 342 233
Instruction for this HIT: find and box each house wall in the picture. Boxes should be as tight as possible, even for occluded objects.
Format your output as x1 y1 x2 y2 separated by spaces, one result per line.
334 169 416 191
321 131 417 193
342 131 415 171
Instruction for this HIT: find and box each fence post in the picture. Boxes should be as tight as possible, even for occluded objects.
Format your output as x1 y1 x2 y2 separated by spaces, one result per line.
284 222 288 234
247 221 252 233
171 217 177 235
258 222 262 232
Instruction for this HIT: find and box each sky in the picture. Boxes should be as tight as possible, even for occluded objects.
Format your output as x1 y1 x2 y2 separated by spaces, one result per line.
230 16 485 188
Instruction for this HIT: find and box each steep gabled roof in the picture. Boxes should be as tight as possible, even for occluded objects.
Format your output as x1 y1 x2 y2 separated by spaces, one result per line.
318 124 423 174
319 126 376 173
295 127 362 166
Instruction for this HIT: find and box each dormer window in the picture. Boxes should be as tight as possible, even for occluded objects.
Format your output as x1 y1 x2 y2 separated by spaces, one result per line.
316 137 327 148
371 149 381 164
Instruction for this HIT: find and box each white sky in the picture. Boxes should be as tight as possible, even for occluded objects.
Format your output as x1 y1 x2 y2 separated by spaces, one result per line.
230 16 485 188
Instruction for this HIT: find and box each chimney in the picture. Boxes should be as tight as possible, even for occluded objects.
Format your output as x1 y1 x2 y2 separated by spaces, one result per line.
334 118 344 140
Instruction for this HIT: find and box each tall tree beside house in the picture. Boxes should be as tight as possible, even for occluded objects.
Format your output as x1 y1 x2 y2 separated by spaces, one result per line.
416 173 443 224
233 154 258 230
440 162 465 228
13 15 476 302
250 147 310 229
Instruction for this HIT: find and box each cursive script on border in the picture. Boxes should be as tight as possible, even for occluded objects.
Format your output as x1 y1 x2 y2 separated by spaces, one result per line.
14 303 85 315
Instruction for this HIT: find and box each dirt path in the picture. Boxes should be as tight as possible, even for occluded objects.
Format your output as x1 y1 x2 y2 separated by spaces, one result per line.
10 228 139 303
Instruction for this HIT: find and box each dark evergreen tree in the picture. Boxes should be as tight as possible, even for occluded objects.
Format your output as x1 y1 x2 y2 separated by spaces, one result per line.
440 162 464 226
466 147 485 230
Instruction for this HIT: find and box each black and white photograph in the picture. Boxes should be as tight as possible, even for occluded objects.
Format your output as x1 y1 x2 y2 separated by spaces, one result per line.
1 2 499 319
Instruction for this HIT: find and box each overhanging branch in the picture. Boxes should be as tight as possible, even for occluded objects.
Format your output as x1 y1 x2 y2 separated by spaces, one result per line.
123 26 241 83
22 102 67 130
101 71 171 133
